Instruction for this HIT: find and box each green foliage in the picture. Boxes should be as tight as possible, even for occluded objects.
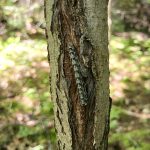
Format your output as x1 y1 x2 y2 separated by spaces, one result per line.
111 35 150 60
17 125 36 138
110 106 123 130
111 106 123 120
109 129 150 150
40 100 53 115
114 0 137 10
109 32 150 150
112 19 125 33
0 35 54 148
1 0 150 149
49 128 57 144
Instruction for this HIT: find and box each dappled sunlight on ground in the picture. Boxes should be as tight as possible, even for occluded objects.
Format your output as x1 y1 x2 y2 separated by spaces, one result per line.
0 36 55 149
109 33 150 149
0 31 149 149
0 0 150 148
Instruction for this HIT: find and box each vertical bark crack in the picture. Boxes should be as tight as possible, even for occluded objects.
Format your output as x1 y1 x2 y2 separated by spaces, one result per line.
46 0 110 149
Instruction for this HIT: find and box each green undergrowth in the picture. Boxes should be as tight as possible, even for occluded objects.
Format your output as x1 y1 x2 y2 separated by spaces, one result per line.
0 32 150 149
0 36 55 149
109 33 150 150
109 129 150 150
109 106 150 149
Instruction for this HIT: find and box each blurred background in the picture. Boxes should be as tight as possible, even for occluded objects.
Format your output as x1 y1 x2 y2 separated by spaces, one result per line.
0 0 150 149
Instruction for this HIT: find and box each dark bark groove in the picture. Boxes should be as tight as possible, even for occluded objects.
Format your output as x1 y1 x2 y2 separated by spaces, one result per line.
51 0 96 149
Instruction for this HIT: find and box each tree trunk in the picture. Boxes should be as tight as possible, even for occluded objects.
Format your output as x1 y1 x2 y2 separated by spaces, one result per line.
45 0 110 149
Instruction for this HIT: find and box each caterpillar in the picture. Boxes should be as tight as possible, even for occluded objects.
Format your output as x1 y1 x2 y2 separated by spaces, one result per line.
68 45 88 105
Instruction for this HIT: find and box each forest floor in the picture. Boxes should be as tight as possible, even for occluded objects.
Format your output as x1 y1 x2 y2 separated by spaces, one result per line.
109 32 150 150
1 1 150 149
0 31 150 150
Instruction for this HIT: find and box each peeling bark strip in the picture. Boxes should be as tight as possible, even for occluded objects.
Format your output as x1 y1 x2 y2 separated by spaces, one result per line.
45 0 110 149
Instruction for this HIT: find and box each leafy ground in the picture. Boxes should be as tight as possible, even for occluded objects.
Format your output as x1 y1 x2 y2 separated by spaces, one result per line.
0 36 56 149
0 32 149 150
0 1 150 149
109 32 150 150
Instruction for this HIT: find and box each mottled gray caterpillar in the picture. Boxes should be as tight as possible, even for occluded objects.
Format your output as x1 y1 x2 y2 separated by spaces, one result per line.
68 45 88 105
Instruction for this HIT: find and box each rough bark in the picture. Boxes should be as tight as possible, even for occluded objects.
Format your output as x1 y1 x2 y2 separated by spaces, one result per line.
45 0 110 149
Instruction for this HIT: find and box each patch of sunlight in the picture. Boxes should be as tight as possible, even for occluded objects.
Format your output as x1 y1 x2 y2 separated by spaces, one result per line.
0 57 15 70
110 38 125 49
24 88 38 100
0 37 47 70
29 145 44 150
